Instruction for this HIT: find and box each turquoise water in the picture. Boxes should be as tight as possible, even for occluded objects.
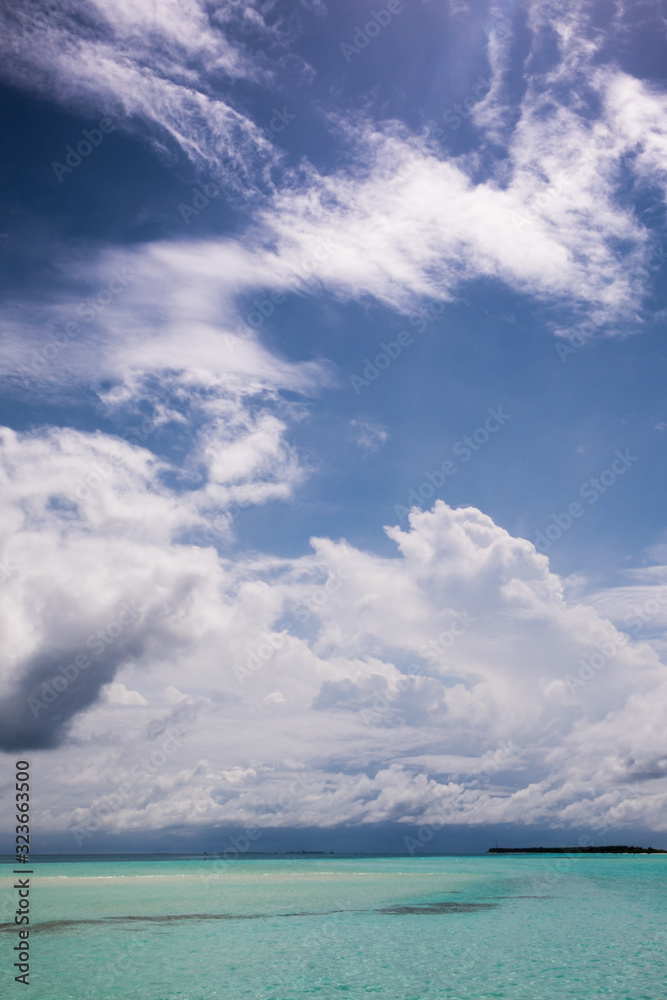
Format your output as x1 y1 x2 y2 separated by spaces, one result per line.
2 854 666 998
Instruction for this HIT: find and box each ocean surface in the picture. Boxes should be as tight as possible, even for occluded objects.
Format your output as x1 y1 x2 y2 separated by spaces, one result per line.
2 853 666 999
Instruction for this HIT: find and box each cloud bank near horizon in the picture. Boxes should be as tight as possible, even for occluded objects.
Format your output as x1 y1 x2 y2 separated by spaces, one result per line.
2 441 667 839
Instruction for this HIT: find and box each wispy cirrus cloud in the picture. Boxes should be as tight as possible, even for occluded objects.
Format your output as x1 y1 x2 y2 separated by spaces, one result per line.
0 0 286 191
0 237 333 403
2 1 666 333
256 71 664 334
349 418 389 455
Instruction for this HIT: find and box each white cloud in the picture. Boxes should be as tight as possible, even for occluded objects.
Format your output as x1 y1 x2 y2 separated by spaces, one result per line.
0 238 331 403
582 567 667 669
2 0 666 334
250 0 663 329
0 404 312 751
2 488 666 838
349 419 390 455
104 682 147 706
254 83 662 332
0 0 282 189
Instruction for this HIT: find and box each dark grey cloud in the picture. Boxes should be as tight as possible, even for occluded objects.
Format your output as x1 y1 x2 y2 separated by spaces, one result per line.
16 822 667 857
0 611 146 750
619 758 667 783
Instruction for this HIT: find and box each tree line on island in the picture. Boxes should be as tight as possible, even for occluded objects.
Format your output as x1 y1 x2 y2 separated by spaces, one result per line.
488 845 666 854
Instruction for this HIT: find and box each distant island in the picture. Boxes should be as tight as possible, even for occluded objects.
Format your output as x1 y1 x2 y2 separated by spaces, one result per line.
488 845 666 854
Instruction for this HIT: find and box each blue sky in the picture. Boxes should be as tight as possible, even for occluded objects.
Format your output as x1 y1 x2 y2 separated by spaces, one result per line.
1 0 667 853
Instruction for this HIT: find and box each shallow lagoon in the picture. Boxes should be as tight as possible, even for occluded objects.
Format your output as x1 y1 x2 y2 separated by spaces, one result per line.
1 854 666 999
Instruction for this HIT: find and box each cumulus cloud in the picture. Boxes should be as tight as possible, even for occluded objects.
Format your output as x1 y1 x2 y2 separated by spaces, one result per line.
0 404 309 750
2 492 666 837
104 683 148 706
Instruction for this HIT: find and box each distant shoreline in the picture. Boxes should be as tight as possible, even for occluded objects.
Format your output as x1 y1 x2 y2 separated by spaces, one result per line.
488 846 667 854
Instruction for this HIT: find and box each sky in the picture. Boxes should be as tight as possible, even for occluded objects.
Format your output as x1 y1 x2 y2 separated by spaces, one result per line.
1 0 667 855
